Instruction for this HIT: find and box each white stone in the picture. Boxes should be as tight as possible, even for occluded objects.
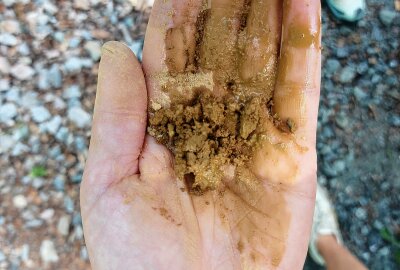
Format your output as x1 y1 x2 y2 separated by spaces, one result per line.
67 107 91 128
57 215 71 236
40 208 55 221
40 240 59 263
13 195 28 209
10 63 35 80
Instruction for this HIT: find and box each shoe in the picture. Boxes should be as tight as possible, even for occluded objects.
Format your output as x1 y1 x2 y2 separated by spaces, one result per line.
326 0 366 22
309 184 344 266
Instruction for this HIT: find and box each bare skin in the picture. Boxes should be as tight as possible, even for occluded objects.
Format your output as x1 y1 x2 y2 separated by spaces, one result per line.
81 0 321 269
318 235 368 270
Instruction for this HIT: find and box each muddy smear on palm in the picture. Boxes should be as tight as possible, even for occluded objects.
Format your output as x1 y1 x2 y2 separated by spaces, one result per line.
148 0 318 267
149 0 282 191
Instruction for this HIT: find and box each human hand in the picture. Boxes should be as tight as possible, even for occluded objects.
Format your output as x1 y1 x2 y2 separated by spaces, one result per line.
81 1 321 269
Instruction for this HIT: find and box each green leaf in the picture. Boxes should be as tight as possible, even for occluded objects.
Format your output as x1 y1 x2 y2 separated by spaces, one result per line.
30 166 47 178
395 249 400 266
380 228 394 242
380 228 400 248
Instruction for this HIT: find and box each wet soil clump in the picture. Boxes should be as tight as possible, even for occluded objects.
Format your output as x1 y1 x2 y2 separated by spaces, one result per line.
148 93 267 193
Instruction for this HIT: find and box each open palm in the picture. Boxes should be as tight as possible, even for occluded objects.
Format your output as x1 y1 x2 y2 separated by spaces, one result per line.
81 0 321 269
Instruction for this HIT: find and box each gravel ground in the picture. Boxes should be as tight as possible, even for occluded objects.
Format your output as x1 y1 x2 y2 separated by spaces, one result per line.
0 0 399 269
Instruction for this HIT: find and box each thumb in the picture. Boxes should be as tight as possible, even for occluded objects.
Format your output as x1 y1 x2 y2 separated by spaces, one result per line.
83 41 147 193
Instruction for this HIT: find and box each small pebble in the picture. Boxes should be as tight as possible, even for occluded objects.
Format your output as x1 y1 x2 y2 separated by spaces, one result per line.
57 215 71 236
84 41 102 61
10 64 35 80
0 33 18 46
13 195 28 209
40 209 55 221
67 107 91 128
379 9 398 26
30 106 51 123
40 240 59 263
0 103 17 123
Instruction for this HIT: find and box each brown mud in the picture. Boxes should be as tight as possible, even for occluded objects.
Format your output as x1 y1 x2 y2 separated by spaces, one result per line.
149 0 284 192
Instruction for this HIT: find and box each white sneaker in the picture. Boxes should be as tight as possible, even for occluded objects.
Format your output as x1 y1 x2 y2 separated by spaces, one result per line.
309 184 344 266
326 0 366 22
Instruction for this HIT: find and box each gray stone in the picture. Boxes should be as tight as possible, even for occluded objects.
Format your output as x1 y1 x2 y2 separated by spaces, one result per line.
80 247 88 260
379 9 397 26
67 107 91 128
43 1 58 14
48 64 62 88
57 215 71 236
20 244 29 263
64 197 74 213
0 57 10 74
5 87 20 102
0 251 5 262
64 57 82 73
21 92 39 108
25 219 43 229
74 225 84 240
353 87 368 101
53 176 65 191
53 96 66 110
37 70 50 91
0 33 18 46
53 32 64 42
336 114 349 129
72 213 82 226
12 125 29 141
339 66 356 84
43 115 62 135
32 178 45 189
74 136 87 151
325 59 341 75
11 143 29 156
68 37 82 48
63 85 81 99
0 135 15 154
10 64 35 80
130 39 143 61
0 79 10 91
323 160 346 177
40 240 59 263
355 208 367 220
55 127 70 144
17 43 30 56
389 115 400 127
0 103 17 123
84 41 102 61
30 106 51 123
